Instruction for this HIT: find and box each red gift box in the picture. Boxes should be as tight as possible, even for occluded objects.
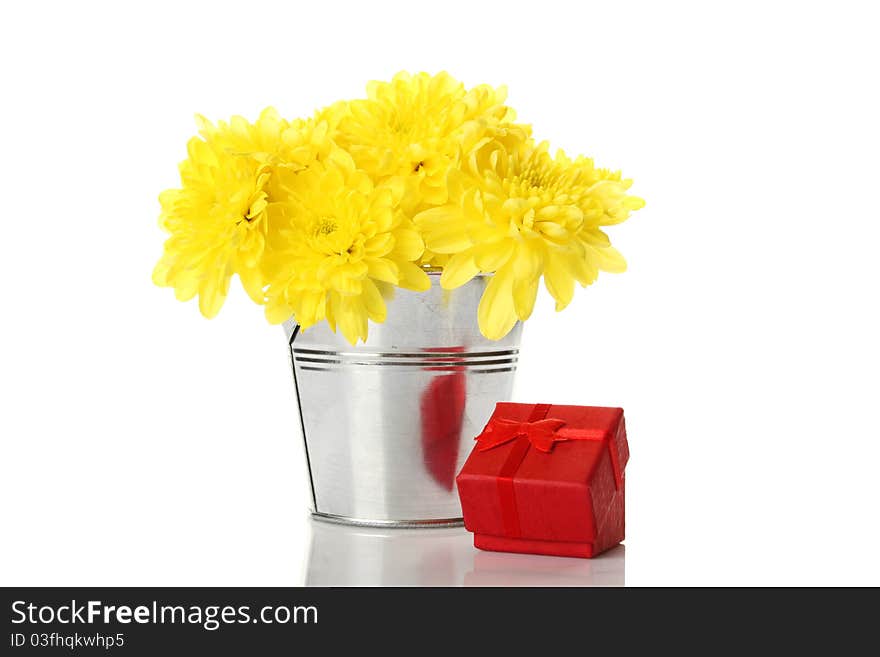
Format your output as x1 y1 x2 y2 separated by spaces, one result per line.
456 402 629 559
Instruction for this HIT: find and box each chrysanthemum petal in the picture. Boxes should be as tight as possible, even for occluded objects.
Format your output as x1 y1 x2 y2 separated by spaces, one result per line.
237 266 265 305
172 274 199 302
397 262 432 292
321 263 366 295
472 240 515 272
361 279 387 323
391 228 425 262
198 268 229 319
544 256 575 311
477 266 518 340
440 251 480 289
265 298 294 325
511 241 544 280
365 257 399 284
570 251 599 287
413 205 460 228
294 290 326 328
579 228 611 248
413 205 474 254
513 276 540 321
423 229 473 255
594 245 627 273
336 296 369 345
364 233 395 257
151 259 171 287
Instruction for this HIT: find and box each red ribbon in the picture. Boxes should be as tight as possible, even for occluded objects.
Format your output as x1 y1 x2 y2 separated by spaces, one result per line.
477 415 607 453
478 403 608 538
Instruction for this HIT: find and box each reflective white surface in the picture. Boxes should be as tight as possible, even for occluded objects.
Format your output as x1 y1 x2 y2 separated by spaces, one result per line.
303 518 625 586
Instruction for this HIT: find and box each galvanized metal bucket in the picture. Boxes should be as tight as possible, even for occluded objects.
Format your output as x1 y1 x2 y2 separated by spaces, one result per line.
283 273 521 527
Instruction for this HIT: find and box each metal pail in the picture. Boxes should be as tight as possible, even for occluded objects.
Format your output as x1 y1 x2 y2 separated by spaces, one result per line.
284 273 521 527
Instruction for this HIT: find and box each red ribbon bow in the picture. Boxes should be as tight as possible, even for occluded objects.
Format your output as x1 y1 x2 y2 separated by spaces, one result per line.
477 417 572 453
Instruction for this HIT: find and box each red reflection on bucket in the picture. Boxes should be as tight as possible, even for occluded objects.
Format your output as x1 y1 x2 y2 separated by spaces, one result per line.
419 348 466 491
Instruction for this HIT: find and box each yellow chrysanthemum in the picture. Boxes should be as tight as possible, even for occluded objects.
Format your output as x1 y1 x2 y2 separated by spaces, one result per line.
263 148 430 344
153 109 333 318
153 137 273 317
330 72 530 215
415 140 644 339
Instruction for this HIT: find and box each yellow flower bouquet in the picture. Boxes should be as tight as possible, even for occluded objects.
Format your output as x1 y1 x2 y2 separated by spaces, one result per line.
154 72 643 344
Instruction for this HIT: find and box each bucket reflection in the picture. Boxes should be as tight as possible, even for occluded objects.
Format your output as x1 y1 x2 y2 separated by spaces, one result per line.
305 518 625 586
305 519 472 586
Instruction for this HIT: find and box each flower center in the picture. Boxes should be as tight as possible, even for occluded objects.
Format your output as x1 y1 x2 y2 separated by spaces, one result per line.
307 215 366 259
515 161 557 194
236 207 257 227
315 216 338 236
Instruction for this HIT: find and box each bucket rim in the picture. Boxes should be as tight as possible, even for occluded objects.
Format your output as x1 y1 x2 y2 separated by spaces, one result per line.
422 266 491 278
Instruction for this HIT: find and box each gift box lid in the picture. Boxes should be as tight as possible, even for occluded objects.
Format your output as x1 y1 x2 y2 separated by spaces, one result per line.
456 402 628 545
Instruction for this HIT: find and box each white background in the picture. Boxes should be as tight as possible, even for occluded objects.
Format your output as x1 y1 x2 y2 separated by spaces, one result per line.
1 0 878 586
